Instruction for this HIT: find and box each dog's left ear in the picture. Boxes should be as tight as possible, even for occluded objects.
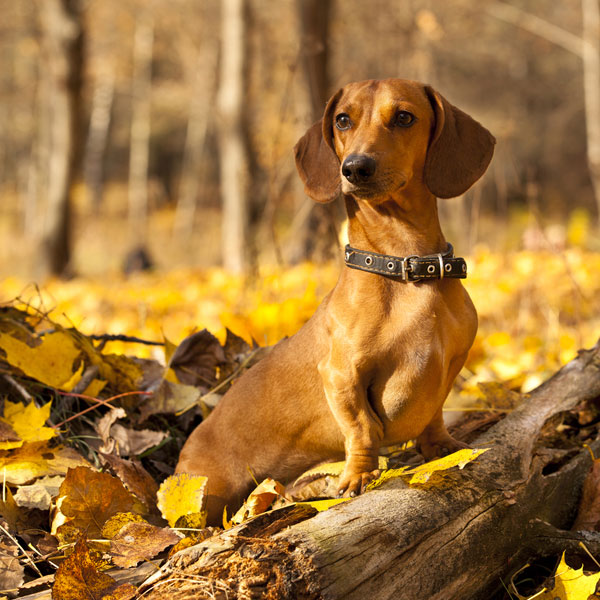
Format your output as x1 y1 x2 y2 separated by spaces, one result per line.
424 86 496 199
294 89 343 203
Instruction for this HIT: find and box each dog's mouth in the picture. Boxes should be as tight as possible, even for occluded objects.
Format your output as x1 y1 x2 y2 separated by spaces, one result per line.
341 176 407 200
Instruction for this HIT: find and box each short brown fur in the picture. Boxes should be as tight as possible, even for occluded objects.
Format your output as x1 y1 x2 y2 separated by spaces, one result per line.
176 78 495 524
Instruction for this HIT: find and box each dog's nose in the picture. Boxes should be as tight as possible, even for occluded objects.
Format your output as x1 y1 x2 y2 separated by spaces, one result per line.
341 154 377 184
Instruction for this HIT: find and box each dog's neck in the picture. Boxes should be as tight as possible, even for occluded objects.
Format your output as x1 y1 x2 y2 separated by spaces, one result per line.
345 189 447 258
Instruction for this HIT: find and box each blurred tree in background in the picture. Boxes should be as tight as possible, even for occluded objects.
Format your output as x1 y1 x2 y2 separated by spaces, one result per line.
0 0 598 278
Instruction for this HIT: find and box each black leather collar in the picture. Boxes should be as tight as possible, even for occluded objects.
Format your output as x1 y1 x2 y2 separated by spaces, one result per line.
344 243 467 281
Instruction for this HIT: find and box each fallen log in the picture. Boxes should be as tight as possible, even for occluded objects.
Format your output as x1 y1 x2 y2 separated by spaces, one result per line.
140 340 600 600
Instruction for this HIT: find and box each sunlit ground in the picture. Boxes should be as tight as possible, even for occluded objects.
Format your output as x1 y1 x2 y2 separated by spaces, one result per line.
2 241 599 411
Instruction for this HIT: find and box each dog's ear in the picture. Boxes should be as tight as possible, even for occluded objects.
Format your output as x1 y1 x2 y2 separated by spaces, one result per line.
294 89 343 203
424 86 496 199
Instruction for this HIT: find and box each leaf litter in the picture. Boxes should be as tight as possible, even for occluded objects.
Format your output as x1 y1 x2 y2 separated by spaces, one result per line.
0 250 598 600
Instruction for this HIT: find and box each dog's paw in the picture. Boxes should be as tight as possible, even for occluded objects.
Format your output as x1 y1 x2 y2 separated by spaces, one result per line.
417 435 471 461
337 469 381 498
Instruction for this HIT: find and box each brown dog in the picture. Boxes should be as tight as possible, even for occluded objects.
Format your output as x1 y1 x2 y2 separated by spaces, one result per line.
176 78 495 524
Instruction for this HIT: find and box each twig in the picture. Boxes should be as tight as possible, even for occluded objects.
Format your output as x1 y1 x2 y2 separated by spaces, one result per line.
0 521 44 579
70 365 99 395
52 390 152 429
2 374 32 402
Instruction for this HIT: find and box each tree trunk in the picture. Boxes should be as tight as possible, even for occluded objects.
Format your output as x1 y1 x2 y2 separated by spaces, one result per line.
217 0 251 274
128 11 153 249
37 0 84 277
291 0 341 264
84 66 114 213
582 0 600 224
140 341 600 600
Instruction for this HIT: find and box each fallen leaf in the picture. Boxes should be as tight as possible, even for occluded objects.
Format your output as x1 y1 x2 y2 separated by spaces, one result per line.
0 488 21 532
230 478 286 525
0 442 89 485
0 421 20 443
107 424 166 457
52 538 135 600
535 552 600 600
99 454 159 513
101 513 147 539
0 400 56 451
368 448 490 490
13 475 64 510
0 549 24 593
168 330 225 390
299 498 350 511
58 467 140 538
405 448 490 485
96 408 127 454
0 330 82 391
156 473 207 528
572 459 600 531
139 379 201 421
109 522 181 568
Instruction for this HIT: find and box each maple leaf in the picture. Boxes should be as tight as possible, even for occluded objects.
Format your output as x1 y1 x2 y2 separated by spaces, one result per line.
535 552 600 600
156 473 207 528
0 400 56 451
52 538 135 600
57 467 141 538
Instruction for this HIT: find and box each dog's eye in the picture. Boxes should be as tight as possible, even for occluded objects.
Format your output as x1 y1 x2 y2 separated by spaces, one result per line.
335 113 352 131
395 111 416 127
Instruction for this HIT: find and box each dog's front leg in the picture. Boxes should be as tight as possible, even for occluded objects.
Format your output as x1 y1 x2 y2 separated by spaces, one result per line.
318 343 384 497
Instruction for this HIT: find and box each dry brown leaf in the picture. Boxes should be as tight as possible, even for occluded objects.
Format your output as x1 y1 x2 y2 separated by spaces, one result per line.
230 478 286 525
168 330 225 390
96 409 127 454
0 549 24 593
13 475 64 510
139 379 201 421
0 421 19 443
109 522 181 568
107 424 166 457
99 454 159 513
51 538 135 600
573 459 600 531
58 467 140 538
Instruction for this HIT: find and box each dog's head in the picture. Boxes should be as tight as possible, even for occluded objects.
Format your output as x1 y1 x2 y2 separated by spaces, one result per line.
294 78 495 203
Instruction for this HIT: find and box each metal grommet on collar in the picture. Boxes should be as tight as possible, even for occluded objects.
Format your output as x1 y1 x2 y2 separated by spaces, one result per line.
345 251 350 261
462 264 467 272
387 261 395 271
364 256 373 266
445 263 452 272
427 264 436 274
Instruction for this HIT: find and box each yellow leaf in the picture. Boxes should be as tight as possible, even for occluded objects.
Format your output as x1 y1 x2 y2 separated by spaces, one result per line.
299 498 350 511
0 331 82 391
0 442 89 485
156 473 207 528
535 552 600 599
0 400 56 450
368 448 490 489
405 448 490 484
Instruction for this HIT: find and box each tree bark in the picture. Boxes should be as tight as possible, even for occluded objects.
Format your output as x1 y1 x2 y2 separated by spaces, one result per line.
582 0 600 224
217 0 251 274
37 0 84 277
128 10 154 249
140 341 600 600
291 0 341 264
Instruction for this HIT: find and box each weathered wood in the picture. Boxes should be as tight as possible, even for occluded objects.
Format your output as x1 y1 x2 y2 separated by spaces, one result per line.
141 341 600 600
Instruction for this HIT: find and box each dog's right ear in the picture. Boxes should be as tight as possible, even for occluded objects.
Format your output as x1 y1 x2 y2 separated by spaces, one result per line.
294 89 343 203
